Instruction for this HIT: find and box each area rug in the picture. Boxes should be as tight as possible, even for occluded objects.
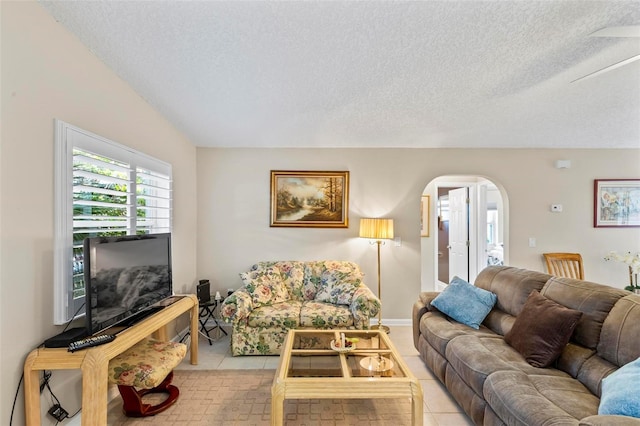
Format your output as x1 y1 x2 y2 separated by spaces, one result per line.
107 369 414 425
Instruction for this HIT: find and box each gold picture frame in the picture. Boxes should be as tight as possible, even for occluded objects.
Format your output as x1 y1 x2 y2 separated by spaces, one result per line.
270 170 349 228
421 195 430 237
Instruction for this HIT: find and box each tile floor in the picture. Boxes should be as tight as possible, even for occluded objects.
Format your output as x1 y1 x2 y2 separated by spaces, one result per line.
175 325 474 426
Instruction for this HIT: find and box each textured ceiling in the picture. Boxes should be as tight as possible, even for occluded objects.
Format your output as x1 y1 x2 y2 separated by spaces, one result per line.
39 1 640 148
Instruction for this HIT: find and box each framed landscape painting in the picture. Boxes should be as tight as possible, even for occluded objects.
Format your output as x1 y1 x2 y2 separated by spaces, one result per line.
594 179 640 227
270 170 350 228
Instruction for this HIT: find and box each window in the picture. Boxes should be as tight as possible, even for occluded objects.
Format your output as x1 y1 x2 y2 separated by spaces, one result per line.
54 120 172 324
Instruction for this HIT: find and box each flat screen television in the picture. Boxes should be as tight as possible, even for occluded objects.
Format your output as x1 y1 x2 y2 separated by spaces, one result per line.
83 233 173 335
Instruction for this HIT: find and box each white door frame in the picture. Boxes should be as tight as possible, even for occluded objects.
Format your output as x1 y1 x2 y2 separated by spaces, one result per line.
477 183 489 272
434 179 479 289
426 176 508 292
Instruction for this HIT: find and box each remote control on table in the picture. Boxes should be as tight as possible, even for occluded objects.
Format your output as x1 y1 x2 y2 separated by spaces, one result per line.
68 334 116 352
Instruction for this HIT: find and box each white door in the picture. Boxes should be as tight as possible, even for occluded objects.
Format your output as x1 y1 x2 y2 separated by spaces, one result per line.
449 187 469 281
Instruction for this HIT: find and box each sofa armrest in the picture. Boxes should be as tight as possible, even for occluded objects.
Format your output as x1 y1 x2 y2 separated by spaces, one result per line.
412 291 439 349
350 285 381 326
220 288 253 324
580 415 640 425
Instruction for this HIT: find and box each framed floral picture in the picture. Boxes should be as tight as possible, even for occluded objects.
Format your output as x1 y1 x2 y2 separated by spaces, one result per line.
594 179 640 227
420 195 430 237
270 170 349 228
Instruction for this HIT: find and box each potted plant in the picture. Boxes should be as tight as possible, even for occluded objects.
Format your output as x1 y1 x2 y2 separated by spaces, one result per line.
604 251 640 293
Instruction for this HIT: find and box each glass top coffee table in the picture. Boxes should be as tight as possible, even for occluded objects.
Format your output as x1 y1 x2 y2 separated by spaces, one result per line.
271 329 423 425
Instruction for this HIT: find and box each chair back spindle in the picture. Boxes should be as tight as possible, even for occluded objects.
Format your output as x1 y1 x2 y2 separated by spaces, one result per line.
543 253 584 280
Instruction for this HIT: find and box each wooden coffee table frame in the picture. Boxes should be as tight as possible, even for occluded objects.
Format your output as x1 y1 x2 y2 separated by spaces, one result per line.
271 329 423 425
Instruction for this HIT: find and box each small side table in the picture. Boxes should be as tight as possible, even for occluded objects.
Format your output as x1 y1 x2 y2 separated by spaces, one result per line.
199 299 228 344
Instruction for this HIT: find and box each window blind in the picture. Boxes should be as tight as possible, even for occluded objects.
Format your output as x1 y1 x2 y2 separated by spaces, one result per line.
55 120 172 323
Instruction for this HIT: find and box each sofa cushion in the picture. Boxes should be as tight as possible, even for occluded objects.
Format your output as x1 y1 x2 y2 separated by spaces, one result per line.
575 353 618 397
246 300 302 328
302 261 325 300
556 342 596 380
475 266 550 318
240 266 290 307
431 276 497 329
597 294 640 367
303 260 364 302
250 261 306 301
579 415 640 425
272 261 306 300
505 291 582 368
444 362 489 425
314 269 362 305
420 310 499 358
568 294 640 397
482 309 516 337
299 301 354 327
484 370 600 425
599 357 640 417
540 277 628 350
445 334 566 397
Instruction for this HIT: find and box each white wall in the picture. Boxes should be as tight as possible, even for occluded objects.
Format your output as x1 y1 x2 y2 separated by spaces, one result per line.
1 3 197 424
2 3 640 424
197 148 640 321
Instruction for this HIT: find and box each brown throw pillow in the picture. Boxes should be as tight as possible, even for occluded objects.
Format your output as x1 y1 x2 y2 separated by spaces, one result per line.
505 291 582 368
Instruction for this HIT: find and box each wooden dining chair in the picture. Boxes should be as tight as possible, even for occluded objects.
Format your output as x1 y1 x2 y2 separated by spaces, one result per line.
543 253 584 280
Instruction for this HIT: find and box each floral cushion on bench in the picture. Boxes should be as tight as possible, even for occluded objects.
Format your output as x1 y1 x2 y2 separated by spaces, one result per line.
108 338 186 388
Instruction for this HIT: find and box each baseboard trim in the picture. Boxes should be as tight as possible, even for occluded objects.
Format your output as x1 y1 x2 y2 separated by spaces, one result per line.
371 318 411 327
67 417 81 426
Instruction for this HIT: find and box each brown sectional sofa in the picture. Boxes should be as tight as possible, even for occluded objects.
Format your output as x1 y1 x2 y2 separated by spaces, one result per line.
413 266 640 425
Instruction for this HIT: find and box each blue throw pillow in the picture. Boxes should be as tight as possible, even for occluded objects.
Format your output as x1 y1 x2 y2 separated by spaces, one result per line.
430 276 497 329
599 357 640 417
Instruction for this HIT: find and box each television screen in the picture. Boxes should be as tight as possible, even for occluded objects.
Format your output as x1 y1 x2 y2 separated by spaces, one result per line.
84 233 173 335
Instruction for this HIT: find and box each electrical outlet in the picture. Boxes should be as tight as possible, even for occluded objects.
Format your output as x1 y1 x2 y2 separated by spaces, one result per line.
48 404 68 421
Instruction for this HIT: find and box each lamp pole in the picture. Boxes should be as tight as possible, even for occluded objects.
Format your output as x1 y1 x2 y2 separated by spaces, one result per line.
359 217 394 334
374 239 389 333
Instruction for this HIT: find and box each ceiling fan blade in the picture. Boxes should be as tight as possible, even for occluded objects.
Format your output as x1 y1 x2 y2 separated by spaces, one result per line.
589 26 640 38
571 53 640 83
572 26 640 83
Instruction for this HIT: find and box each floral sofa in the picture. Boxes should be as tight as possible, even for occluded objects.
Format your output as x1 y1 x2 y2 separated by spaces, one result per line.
220 260 380 356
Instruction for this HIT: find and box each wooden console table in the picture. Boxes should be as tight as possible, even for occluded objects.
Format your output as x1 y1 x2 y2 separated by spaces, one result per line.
24 294 199 425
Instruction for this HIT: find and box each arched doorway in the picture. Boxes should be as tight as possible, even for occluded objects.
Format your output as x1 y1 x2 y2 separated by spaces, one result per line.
420 176 508 292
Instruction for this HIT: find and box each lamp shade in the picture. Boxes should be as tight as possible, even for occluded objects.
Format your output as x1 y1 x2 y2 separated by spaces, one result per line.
359 218 394 240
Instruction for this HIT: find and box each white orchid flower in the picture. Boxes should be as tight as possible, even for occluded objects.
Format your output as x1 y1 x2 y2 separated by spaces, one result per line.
605 251 640 275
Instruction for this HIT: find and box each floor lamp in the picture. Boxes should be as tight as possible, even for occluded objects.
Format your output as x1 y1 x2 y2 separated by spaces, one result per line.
359 218 394 334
